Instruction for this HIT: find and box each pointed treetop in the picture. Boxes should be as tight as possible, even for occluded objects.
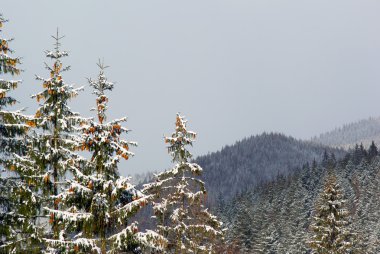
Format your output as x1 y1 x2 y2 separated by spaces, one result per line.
89 58 114 96
44 28 70 75
31 30 84 129
165 113 197 163
96 58 110 70
0 14 21 76
87 59 114 123
52 28 65 53
0 14 21 100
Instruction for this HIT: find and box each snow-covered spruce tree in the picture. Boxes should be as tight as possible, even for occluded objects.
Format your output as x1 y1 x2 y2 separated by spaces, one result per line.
230 201 254 252
349 157 380 253
9 30 89 253
0 14 43 253
309 172 353 253
367 141 378 161
44 61 165 254
143 113 223 253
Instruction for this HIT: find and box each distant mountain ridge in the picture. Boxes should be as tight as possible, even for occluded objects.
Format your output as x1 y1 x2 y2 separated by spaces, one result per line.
311 117 380 149
195 132 344 203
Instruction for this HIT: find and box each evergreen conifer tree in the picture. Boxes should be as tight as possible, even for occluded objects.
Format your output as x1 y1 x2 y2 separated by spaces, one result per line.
367 141 378 161
143 113 223 253
9 30 90 254
43 61 165 253
321 150 329 168
234 205 254 252
309 172 353 253
0 14 42 253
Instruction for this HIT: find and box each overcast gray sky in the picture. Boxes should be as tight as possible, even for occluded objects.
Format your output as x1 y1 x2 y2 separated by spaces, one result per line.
2 0 380 175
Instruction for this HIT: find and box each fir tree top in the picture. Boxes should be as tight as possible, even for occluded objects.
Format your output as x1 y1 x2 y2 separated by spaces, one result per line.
165 113 196 164
31 29 83 132
79 60 136 176
87 59 113 124
0 14 21 77
0 14 21 109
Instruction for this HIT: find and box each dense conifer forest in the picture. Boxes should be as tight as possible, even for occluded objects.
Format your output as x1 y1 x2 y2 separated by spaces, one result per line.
222 144 380 253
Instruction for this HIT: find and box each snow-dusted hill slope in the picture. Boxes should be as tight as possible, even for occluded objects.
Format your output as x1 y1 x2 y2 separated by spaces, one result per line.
224 150 380 253
311 117 380 149
195 132 344 203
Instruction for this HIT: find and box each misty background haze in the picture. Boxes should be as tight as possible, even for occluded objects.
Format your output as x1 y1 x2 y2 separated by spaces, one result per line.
2 0 380 175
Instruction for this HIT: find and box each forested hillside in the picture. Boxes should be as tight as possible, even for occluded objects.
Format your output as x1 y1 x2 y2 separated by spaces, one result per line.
312 117 380 149
223 144 380 253
195 132 344 203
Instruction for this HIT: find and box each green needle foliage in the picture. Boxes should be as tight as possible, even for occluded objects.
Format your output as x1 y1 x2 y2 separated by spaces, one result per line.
144 113 224 253
309 173 353 253
43 61 164 254
0 14 43 254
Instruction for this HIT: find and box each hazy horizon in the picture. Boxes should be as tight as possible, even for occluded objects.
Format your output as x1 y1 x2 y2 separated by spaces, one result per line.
2 0 380 174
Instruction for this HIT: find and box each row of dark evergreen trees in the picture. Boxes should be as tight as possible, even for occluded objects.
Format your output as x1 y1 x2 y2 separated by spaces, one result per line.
223 144 380 253
0 15 223 253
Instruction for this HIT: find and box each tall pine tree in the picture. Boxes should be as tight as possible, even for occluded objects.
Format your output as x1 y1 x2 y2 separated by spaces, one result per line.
9 30 89 254
309 172 353 253
43 61 165 253
144 113 223 253
0 14 42 253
